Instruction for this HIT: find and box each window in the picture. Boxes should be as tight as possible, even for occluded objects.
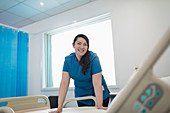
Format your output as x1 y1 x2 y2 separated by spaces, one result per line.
43 13 116 88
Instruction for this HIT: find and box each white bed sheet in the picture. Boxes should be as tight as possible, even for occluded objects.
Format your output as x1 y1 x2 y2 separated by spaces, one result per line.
25 107 106 113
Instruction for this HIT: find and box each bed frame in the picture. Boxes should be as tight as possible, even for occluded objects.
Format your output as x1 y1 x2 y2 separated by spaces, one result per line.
0 95 50 113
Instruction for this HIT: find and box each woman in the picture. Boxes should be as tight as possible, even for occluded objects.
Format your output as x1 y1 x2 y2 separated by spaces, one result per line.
50 34 110 113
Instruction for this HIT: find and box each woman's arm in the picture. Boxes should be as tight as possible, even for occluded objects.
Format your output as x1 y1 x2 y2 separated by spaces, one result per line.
50 72 70 113
92 72 107 110
58 72 70 108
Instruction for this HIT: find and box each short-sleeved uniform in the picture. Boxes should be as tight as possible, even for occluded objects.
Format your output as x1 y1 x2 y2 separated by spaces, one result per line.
63 51 110 105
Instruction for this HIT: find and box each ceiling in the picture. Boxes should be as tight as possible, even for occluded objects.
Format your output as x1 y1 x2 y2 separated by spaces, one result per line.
0 0 96 28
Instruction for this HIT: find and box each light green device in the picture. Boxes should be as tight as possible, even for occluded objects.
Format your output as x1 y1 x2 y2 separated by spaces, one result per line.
107 27 170 113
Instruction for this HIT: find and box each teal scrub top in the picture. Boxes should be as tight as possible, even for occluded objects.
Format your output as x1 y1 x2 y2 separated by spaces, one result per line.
63 51 110 105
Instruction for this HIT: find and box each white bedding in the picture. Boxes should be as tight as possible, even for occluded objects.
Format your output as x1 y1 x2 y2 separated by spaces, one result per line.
26 107 106 113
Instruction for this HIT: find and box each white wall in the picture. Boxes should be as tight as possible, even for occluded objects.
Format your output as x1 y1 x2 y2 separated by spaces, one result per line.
21 0 170 100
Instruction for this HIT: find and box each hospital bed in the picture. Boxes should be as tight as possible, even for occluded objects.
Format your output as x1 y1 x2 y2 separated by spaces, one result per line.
0 96 98 113
0 27 170 113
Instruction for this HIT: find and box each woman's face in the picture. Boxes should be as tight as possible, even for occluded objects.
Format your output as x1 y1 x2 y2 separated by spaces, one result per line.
73 37 88 60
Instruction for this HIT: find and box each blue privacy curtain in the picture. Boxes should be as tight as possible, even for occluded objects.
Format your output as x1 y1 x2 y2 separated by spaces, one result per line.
0 26 29 99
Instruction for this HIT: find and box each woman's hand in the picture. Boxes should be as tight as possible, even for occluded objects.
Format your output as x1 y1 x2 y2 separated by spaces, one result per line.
49 108 62 113
97 106 108 110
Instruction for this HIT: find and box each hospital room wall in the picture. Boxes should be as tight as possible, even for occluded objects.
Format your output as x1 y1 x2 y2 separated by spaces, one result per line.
21 0 170 99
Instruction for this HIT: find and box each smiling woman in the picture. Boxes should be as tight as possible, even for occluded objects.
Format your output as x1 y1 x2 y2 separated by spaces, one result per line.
43 13 116 89
49 33 111 113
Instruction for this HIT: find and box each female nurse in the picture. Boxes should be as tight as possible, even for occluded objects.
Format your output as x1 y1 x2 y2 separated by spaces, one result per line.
50 34 110 113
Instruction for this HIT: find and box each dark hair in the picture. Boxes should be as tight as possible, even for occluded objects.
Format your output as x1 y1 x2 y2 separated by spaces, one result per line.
73 34 90 75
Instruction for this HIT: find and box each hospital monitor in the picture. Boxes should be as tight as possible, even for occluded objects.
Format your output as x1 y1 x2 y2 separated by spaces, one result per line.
107 27 170 113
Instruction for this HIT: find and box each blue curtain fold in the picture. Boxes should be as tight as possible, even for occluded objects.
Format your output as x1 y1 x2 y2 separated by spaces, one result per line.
0 26 29 100
16 31 29 96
